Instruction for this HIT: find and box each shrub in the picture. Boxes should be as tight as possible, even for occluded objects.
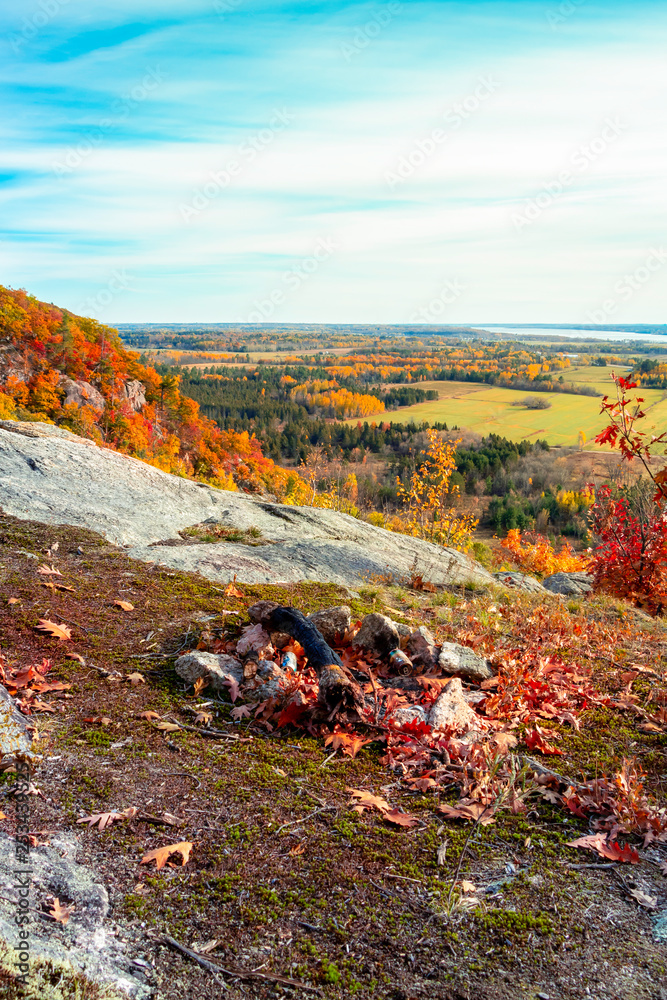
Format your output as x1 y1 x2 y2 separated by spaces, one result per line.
498 529 588 577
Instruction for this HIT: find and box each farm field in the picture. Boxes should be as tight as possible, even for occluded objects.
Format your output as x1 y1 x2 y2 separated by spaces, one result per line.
372 368 667 447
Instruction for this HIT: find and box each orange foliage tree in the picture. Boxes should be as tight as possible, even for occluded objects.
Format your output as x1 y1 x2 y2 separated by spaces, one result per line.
0 285 307 501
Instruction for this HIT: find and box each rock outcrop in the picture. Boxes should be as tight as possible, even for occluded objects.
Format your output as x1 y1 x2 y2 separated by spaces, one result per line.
59 377 105 413
0 420 496 589
542 572 593 596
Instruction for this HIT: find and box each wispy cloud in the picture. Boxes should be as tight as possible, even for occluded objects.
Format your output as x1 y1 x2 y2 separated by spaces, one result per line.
1 0 666 322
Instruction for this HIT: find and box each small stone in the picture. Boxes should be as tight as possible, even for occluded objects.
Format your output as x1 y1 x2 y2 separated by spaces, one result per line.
390 705 428 728
428 677 481 733
438 642 493 682
307 605 352 645
243 660 292 701
352 613 400 658
175 652 243 691
542 572 593 596
247 600 281 623
405 626 438 670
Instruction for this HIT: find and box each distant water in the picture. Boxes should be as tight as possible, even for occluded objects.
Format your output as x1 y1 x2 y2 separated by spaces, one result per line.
475 326 667 344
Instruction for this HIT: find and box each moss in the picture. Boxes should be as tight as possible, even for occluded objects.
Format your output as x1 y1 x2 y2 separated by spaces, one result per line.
0 939 124 1000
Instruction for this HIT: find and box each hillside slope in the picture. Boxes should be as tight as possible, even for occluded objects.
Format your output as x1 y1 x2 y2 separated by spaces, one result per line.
0 419 493 588
0 285 305 500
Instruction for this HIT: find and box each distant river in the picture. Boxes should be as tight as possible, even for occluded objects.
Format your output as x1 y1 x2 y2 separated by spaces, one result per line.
473 326 667 343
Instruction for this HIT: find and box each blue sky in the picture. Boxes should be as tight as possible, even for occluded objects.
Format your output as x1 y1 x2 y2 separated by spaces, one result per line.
1 0 666 323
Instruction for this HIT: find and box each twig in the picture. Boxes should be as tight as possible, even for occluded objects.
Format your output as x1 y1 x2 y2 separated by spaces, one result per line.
159 933 320 992
274 805 334 835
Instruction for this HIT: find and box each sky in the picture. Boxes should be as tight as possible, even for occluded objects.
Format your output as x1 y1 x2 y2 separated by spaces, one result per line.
1 0 666 324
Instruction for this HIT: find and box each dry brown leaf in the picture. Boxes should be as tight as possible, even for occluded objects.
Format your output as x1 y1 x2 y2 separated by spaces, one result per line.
66 652 85 664
459 880 477 894
192 939 219 955
77 807 137 832
7 597 20 605
114 600 135 611
194 711 213 725
35 619 72 641
47 897 74 924
438 802 496 825
230 704 252 720
567 833 640 864
628 888 657 908
289 842 306 856
154 722 181 732
139 711 160 720
193 677 207 696
31 700 56 713
140 841 193 870
126 672 146 685
347 788 390 814
0 811 7 821
37 564 62 576
383 809 419 828
491 732 518 754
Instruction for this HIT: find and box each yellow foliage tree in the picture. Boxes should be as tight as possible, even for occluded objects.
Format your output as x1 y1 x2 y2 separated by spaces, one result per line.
392 430 478 551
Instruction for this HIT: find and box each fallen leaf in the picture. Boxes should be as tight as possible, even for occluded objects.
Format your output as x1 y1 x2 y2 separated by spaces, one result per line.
628 888 657 909
31 700 56 713
0 812 6 821
637 722 664 734
524 725 564 756
224 576 244 598
161 813 182 827
194 711 213 725
126 672 146 685
459 880 477 894
347 788 390 814
66 652 85 664
230 704 252 720
35 619 72 641
222 676 240 703
659 860 667 876
154 722 181 733
324 731 374 759
437 842 447 866
7 597 20 605
37 564 62 576
140 841 193 870
114 600 135 611
567 833 640 864
192 939 219 955
77 807 138 832
289 842 306 856
383 809 419 828
438 802 496 825
492 732 518 754
139 711 160 720
193 677 207 696
83 716 112 726
47 897 74 924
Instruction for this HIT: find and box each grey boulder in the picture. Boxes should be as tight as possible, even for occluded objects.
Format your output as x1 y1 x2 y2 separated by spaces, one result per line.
405 626 439 671
438 642 493 682
307 605 352 645
0 419 497 589
174 652 243 691
352 613 400 658
428 678 482 734
0 684 37 762
542 572 594 596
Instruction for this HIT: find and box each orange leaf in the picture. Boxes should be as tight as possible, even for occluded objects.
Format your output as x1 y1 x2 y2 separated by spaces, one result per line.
35 619 72 641
383 809 419 828
7 597 20 605
114 600 135 611
347 788 390 814
126 672 146 685
66 652 85 664
324 730 374 759
32 700 56 713
224 575 244 598
139 711 160 720
140 841 193 870
289 842 306 856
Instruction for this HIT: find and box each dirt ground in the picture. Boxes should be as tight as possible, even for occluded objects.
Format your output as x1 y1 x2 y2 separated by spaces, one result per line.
0 512 666 1000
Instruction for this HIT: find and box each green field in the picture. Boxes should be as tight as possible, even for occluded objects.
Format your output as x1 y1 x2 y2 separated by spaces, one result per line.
372 367 667 448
